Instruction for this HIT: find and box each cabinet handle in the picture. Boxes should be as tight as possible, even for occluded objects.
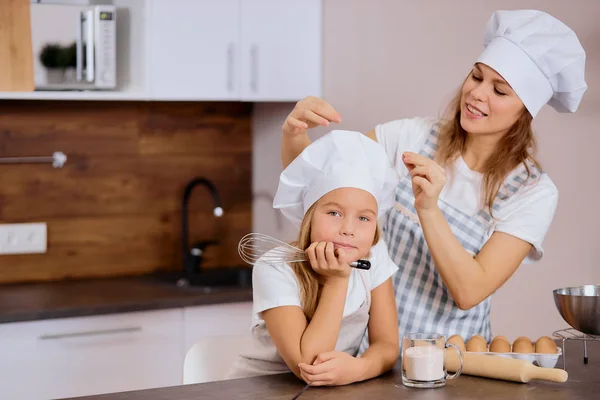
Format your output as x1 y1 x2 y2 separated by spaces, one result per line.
250 44 258 93
227 42 235 92
38 326 142 340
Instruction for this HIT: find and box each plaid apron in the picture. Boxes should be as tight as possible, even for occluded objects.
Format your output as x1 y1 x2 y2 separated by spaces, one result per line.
360 123 541 352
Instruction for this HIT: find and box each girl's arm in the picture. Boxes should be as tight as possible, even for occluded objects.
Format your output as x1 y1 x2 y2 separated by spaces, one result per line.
262 242 351 379
297 278 399 386
262 278 348 379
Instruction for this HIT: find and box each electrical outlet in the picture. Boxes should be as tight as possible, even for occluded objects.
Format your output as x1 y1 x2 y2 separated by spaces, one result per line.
0 223 47 255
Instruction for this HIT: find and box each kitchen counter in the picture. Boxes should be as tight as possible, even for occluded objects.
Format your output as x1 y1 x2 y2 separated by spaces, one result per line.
0 274 252 323
66 340 599 400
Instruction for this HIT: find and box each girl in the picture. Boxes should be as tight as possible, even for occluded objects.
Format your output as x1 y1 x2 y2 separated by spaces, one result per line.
227 130 401 386
279 9 588 345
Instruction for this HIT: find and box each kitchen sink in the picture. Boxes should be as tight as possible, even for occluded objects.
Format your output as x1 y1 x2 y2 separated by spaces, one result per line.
154 266 252 291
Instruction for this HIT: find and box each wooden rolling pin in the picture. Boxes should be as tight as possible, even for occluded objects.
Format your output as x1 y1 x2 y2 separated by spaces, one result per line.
445 351 568 383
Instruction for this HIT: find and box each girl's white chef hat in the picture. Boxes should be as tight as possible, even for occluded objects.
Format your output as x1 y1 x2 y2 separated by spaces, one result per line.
476 9 587 117
273 130 399 228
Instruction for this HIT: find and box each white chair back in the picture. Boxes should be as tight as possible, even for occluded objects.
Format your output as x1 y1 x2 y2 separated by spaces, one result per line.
183 334 253 384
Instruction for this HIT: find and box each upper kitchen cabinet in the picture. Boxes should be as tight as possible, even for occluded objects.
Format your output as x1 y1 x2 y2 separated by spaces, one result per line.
0 0 322 101
0 0 151 100
239 0 322 101
147 0 241 100
148 0 322 101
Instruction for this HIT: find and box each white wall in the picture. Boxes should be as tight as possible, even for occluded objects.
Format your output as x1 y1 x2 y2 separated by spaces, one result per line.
252 0 600 341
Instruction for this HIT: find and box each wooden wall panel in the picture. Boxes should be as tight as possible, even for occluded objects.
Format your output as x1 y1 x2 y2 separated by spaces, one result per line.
0 101 253 284
0 0 34 91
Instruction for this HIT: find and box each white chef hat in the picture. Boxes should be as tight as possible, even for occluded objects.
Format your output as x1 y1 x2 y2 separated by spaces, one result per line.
476 9 587 117
273 130 399 228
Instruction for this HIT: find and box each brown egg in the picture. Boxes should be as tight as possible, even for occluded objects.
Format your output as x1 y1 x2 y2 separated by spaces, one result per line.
448 334 466 352
489 336 511 353
535 336 558 354
512 336 534 353
466 335 488 352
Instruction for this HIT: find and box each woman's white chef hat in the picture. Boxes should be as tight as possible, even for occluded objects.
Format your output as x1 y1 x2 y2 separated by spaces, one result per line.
476 9 587 117
273 130 399 228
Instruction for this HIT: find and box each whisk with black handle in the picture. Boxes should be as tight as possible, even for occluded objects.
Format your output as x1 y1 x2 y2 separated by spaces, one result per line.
238 233 371 270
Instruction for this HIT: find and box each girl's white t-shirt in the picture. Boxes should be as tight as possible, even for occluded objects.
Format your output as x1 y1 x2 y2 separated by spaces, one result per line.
250 239 398 326
375 116 558 264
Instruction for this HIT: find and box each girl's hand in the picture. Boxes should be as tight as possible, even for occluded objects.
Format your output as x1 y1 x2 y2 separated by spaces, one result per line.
282 96 342 137
402 152 447 213
298 351 364 386
305 242 351 284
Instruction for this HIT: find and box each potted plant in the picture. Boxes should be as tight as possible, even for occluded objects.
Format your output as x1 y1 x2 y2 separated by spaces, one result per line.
39 42 78 84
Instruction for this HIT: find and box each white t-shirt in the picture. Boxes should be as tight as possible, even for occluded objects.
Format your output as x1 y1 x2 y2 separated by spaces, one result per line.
250 239 398 326
375 116 558 264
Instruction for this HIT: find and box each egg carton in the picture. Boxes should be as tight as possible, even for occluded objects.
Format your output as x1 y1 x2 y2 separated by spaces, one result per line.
469 346 563 369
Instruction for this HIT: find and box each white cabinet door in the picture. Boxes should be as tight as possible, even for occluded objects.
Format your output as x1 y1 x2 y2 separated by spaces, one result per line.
0 309 184 400
183 301 252 353
148 0 241 100
240 0 322 101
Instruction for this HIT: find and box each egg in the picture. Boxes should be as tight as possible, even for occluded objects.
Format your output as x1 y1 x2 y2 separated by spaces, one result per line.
466 335 488 352
534 336 558 354
448 334 466 352
512 336 534 353
489 336 511 353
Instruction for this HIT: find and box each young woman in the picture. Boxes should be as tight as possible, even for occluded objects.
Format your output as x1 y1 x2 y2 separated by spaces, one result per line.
228 130 401 386
279 9 588 345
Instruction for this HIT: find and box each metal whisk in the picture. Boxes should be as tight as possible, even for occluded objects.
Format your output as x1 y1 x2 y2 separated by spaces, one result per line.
237 233 371 270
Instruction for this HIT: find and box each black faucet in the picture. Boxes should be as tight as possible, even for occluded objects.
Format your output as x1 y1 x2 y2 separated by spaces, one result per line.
181 177 223 276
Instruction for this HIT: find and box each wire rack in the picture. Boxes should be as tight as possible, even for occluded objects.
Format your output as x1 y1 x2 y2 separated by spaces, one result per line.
553 328 600 370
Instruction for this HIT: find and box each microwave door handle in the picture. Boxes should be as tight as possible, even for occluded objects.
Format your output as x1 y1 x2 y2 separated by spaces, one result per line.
84 10 95 82
76 12 83 81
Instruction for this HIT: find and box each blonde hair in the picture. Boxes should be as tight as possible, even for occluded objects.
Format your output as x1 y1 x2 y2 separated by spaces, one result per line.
436 80 541 216
289 202 381 320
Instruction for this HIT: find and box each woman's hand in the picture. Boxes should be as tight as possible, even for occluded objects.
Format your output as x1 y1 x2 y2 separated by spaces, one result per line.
282 96 342 137
402 152 447 213
306 242 351 284
298 351 364 386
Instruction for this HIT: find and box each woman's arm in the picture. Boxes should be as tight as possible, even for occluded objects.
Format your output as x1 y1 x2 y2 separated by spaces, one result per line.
281 97 342 168
282 130 312 169
403 151 537 310
418 208 531 309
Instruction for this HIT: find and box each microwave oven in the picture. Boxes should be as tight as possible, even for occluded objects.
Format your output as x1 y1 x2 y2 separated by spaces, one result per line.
30 3 117 90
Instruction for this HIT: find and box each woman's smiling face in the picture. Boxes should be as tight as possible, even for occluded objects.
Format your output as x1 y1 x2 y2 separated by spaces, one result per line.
460 63 526 137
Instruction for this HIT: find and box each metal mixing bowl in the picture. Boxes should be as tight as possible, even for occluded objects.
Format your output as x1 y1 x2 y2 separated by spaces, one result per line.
553 285 600 336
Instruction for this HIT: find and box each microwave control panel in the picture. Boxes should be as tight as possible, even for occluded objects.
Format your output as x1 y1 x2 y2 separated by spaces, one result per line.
95 6 117 88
